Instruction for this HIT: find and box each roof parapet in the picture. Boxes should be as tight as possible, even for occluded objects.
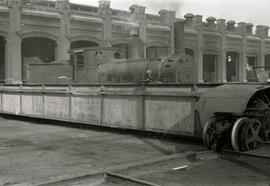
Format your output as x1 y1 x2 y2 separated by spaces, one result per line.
159 9 176 25
227 20 236 32
256 25 269 37
98 0 111 16
216 19 226 32
237 22 247 34
193 14 202 29
129 4 145 21
246 23 253 34
184 13 194 29
206 16 216 30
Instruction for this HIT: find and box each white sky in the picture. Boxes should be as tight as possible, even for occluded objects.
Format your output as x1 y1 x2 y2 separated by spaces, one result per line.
68 0 270 27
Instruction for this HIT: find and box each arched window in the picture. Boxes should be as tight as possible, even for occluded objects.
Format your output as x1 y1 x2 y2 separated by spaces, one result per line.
22 37 57 63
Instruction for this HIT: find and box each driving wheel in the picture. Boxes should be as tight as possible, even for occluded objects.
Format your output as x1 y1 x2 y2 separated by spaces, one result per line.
260 113 270 141
231 117 248 151
203 118 218 150
239 119 262 151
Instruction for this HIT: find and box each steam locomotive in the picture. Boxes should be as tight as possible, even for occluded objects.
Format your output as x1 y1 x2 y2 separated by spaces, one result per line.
69 21 197 84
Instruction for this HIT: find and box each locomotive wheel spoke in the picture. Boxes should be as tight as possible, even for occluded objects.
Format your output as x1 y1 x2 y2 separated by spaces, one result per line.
203 118 218 150
240 119 262 151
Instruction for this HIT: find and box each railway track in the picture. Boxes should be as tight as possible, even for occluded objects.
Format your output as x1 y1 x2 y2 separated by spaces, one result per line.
37 146 270 186
105 172 160 186
105 147 270 186
37 151 201 186
1 115 268 186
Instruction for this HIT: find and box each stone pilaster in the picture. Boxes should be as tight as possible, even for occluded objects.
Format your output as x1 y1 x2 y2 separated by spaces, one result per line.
260 39 265 67
6 0 22 83
217 19 227 82
241 35 247 82
193 15 203 82
256 26 268 67
57 0 70 63
99 0 112 47
159 9 176 55
256 25 269 69
237 22 247 82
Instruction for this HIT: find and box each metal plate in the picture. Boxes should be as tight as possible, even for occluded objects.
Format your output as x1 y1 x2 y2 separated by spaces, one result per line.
198 84 270 114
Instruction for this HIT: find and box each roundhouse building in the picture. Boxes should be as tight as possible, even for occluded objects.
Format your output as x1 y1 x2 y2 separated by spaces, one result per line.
0 0 269 83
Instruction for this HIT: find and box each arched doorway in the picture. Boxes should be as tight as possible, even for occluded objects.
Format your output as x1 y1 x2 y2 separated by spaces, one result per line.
21 37 57 82
0 36 5 82
22 37 57 63
226 51 239 82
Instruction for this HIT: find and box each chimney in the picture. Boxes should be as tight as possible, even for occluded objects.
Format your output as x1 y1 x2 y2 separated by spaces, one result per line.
256 25 269 37
237 22 247 34
227 20 236 32
184 13 194 28
128 30 145 60
246 23 253 34
174 20 185 55
159 9 176 25
129 4 145 21
216 19 226 31
206 16 216 30
193 14 203 29
98 0 111 16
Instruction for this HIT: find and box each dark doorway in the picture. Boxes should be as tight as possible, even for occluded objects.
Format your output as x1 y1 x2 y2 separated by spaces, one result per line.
0 36 5 82
246 56 258 82
265 54 270 70
203 54 217 82
226 51 239 82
